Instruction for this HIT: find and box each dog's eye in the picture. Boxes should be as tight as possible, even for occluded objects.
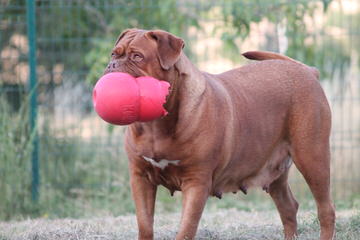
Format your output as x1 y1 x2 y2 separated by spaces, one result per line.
111 52 117 58
130 52 144 62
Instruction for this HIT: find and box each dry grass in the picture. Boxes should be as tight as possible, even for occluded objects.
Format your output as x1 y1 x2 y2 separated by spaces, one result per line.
0 209 359 240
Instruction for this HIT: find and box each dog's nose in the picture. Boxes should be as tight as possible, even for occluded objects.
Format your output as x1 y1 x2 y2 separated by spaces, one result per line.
104 60 118 74
109 61 117 70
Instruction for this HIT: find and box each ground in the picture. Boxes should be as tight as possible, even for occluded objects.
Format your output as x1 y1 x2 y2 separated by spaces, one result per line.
0 209 359 240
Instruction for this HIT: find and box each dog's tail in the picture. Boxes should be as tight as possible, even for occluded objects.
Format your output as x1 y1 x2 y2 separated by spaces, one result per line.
242 51 319 79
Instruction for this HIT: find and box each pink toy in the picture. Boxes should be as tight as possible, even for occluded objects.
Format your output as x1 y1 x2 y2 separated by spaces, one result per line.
93 72 170 125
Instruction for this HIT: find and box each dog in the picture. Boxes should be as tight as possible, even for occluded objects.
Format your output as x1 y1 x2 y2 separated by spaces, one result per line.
103 29 335 240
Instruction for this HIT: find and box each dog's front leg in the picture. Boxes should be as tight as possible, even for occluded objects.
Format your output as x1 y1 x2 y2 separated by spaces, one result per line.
130 169 157 240
176 182 210 240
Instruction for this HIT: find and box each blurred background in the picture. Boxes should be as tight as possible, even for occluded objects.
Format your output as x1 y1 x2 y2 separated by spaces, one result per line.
0 0 359 221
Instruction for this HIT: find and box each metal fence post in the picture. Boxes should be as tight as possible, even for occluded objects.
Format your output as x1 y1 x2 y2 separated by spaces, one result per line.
26 0 39 202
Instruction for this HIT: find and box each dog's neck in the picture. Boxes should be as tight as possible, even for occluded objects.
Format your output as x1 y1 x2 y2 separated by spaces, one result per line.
130 52 206 137
175 52 206 100
166 52 206 115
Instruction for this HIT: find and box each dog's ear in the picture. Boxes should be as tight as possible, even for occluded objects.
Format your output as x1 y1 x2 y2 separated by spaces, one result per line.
114 29 133 46
146 30 185 70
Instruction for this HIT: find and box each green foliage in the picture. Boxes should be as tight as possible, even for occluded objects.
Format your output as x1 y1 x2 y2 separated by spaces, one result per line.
84 0 200 85
0 114 134 220
212 0 343 74
0 0 351 85
85 39 113 86
36 124 135 218
208 0 315 61
0 97 36 220
84 0 351 84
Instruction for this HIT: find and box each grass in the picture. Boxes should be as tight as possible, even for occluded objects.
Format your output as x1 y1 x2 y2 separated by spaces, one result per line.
0 209 359 240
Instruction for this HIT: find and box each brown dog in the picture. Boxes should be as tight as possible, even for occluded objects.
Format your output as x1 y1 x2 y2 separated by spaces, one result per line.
104 29 335 240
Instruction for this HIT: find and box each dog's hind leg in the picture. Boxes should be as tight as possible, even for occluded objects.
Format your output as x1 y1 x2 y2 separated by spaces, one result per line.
269 168 299 240
289 98 335 240
290 141 335 240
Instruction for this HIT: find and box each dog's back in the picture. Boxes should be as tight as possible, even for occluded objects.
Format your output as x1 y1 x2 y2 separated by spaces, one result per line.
242 51 319 79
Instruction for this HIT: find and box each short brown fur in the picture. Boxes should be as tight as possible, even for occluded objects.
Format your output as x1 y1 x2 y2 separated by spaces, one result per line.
104 29 335 240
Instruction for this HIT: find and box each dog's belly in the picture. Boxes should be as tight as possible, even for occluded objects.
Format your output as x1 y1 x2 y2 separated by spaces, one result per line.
212 141 292 196
138 140 293 197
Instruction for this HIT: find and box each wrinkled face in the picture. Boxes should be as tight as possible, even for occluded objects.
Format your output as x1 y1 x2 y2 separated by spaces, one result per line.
104 29 184 81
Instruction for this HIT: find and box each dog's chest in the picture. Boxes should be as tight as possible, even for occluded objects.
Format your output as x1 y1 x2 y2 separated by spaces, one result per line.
130 125 183 160
141 155 183 192
132 138 185 190
142 156 180 170
136 137 177 160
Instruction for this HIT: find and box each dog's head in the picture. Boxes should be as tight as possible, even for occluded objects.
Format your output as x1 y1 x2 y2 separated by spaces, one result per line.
104 29 185 81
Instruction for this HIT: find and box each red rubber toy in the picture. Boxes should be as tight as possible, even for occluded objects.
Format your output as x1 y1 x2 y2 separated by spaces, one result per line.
93 72 170 125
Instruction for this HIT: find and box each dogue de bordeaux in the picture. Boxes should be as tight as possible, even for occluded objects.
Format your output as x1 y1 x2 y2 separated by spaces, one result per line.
103 29 335 240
